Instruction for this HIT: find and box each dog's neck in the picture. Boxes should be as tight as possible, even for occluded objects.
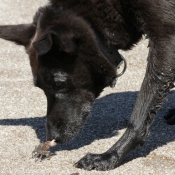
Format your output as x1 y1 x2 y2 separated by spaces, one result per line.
49 0 128 74
50 0 143 50
93 27 124 69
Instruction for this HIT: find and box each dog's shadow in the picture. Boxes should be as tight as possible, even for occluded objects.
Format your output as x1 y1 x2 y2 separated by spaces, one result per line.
0 90 175 163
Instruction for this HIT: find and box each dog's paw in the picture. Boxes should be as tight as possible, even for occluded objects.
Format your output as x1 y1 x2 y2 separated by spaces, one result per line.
74 152 119 171
164 109 175 125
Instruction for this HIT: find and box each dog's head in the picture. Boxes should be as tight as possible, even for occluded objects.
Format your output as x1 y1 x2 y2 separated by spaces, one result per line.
0 6 117 143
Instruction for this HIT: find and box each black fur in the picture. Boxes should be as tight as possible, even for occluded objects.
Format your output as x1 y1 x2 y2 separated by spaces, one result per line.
0 0 175 171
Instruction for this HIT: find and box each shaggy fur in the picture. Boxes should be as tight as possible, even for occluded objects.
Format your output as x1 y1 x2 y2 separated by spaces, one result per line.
0 0 175 171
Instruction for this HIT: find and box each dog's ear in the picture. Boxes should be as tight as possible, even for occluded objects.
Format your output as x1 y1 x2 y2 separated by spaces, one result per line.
0 24 35 46
32 31 78 56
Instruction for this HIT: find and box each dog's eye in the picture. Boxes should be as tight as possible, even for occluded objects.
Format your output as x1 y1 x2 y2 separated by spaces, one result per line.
55 81 65 88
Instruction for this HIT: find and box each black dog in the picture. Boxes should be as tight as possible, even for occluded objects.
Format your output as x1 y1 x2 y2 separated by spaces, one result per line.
0 0 175 171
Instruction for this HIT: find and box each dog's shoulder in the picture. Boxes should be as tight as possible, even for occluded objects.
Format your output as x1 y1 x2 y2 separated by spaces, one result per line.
124 0 175 38
49 0 175 49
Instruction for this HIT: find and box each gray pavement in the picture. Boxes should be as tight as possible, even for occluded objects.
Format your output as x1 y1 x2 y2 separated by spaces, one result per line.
0 1 175 174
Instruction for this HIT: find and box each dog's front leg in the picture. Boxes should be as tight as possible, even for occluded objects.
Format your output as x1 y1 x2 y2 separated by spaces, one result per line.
75 40 175 171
